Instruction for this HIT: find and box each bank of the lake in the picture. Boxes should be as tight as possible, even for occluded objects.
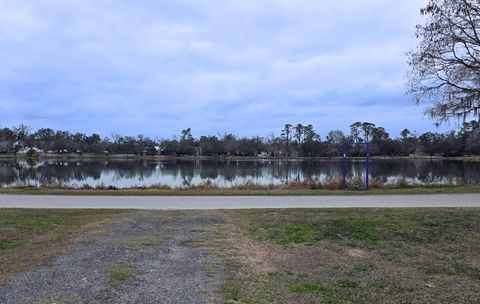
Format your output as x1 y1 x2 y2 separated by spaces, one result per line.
1 185 480 196
1 153 480 161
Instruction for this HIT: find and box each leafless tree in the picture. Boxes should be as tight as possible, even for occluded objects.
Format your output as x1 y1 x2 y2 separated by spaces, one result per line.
407 0 480 123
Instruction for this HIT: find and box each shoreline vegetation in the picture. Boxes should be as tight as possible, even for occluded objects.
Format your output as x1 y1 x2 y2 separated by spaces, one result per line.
1 153 480 161
1 179 479 196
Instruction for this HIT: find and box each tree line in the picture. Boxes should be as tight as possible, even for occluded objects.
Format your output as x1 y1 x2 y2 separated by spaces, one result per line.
0 121 479 157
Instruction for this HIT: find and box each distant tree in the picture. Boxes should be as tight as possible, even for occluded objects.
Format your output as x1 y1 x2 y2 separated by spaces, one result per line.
361 122 376 142
326 130 345 145
407 0 480 123
349 122 362 143
294 124 304 144
0 127 15 153
368 127 392 155
198 135 220 156
460 120 479 134
35 128 55 151
0 127 15 141
399 129 417 155
71 132 87 153
460 120 480 154
466 128 480 154
350 122 376 142
161 138 180 155
441 131 464 156
281 124 292 156
298 125 320 157
303 124 318 142
371 127 389 141
26 148 38 158
86 133 104 153
53 131 73 152
222 133 237 156
400 129 411 140
181 128 193 142
13 124 31 144
419 132 440 155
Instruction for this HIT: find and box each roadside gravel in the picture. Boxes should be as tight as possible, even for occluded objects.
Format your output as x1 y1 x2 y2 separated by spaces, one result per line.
0 211 225 303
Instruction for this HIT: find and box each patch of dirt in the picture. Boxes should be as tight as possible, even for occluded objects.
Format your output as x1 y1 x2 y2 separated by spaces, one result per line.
207 218 282 275
347 249 368 258
0 211 226 304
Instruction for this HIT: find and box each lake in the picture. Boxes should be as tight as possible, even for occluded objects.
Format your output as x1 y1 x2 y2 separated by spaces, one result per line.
0 159 479 189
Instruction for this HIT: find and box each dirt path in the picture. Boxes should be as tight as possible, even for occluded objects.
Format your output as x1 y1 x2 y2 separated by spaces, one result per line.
0 211 225 304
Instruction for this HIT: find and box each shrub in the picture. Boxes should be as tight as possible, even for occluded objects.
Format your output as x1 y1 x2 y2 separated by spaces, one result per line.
26 148 38 158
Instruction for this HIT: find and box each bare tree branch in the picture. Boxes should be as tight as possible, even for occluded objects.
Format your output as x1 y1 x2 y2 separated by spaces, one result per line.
408 0 480 123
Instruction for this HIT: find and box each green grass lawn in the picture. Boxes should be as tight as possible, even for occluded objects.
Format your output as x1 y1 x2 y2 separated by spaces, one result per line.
209 208 480 303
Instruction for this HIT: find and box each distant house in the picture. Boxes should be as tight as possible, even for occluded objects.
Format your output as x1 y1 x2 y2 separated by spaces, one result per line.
256 152 269 158
18 147 44 154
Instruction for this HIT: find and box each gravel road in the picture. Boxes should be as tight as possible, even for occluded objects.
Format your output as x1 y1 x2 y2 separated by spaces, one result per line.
0 193 479 209
0 211 225 304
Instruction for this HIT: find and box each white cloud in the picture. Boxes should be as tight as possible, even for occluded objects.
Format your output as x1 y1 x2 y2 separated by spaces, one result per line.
0 0 439 136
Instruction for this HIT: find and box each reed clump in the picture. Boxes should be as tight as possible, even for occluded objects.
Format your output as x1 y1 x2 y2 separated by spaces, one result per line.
394 178 409 189
1 178 470 191
230 179 276 190
368 177 384 189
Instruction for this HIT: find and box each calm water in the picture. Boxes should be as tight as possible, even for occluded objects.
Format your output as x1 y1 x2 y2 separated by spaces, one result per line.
0 159 479 188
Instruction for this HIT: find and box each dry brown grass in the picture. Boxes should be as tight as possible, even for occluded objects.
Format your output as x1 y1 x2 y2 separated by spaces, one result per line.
368 177 385 189
5 176 470 192
394 177 409 188
0 209 127 285
104 262 137 288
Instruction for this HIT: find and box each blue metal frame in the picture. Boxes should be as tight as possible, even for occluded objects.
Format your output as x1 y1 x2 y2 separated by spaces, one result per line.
342 142 370 190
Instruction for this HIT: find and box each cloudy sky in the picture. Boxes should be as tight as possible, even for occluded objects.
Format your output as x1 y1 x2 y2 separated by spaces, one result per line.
0 0 453 138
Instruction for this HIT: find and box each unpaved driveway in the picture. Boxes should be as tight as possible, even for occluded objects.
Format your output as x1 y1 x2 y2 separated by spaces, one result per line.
0 211 225 304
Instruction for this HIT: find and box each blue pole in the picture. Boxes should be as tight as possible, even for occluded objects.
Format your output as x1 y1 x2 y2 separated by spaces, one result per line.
365 142 370 190
342 143 347 190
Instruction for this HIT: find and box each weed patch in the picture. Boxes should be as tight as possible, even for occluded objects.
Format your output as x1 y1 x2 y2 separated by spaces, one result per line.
104 263 136 287
337 279 359 288
291 282 339 303
0 239 24 249
0 215 62 231
265 218 380 248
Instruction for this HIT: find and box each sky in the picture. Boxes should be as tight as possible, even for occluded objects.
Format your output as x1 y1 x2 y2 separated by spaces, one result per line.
0 0 455 139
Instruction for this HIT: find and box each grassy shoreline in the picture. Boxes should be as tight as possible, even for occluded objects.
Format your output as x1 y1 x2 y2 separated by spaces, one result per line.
0 185 479 196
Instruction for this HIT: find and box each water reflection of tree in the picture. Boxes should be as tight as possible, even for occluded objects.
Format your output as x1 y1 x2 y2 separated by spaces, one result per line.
0 160 158 186
0 159 479 188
